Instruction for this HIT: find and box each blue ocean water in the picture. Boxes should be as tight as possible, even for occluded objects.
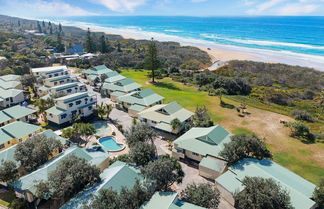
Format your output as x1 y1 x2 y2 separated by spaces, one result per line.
58 16 324 57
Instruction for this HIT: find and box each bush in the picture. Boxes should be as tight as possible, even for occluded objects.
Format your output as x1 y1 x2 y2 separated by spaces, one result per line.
291 109 314 122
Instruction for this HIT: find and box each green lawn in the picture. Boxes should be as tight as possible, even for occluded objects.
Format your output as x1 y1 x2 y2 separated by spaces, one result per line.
120 69 324 184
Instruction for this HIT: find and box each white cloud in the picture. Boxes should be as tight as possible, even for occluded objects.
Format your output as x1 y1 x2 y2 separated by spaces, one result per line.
246 0 285 15
96 0 147 12
277 3 319 15
0 0 96 17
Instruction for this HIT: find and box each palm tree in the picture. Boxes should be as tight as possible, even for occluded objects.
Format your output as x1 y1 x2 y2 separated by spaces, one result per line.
34 99 49 122
95 103 113 119
214 88 228 104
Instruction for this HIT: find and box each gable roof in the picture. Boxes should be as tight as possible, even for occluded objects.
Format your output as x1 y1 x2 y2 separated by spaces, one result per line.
118 88 164 107
0 74 21 82
173 125 231 159
51 82 85 92
102 78 142 93
140 192 206 209
0 105 36 121
0 89 23 99
215 158 316 209
83 65 113 75
54 92 95 103
60 161 140 209
0 121 42 141
0 80 21 90
11 146 109 195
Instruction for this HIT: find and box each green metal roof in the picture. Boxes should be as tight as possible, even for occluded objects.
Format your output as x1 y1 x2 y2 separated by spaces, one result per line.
0 111 12 124
0 129 15 145
38 85 50 91
129 104 146 112
199 156 226 173
0 74 21 82
11 146 109 195
83 65 113 75
55 92 95 103
1 121 42 140
0 144 19 165
1 105 36 120
139 102 194 125
45 106 66 115
39 130 68 145
102 78 142 93
140 192 206 209
104 74 126 83
0 80 21 90
215 158 316 209
110 91 125 97
0 89 23 99
118 88 164 107
173 125 232 159
60 161 140 209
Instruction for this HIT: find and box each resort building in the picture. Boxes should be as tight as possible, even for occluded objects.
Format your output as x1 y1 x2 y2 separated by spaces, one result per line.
117 88 164 117
0 105 36 126
215 158 317 209
0 74 21 82
31 65 69 79
140 192 206 209
0 78 23 90
11 146 110 203
139 102 194 134
49 82 86 96
102 78 142 101
103 71 126 84
61 161 141 209
46 92 97 125
82 65 113 84
0 121 42 151
172 125 231 179
0 89 25 108
43 74 76 88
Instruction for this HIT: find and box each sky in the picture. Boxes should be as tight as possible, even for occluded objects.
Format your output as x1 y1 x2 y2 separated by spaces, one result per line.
0 0 324 18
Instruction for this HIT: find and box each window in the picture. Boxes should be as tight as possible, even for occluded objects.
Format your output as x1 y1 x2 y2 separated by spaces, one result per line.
88 106 92 110
76 100 81 105
69 103 73 107
0 144 4 149
6 98 9 101
54 82 58 85
49 75 52 78
61 114 67 119
7 141 10 145
90 98 93 102
54 73 58 76
192 152 199 156
71 110 77 115
60 81 64 84
67 89 72 93
75 87 78 90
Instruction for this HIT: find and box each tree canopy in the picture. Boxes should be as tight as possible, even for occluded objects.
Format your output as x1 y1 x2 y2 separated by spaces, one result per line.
234 177 293 209
144 38 160 83
313 178 324 209
35 155 100 200
125 123 157 147
192 106 214 128
219 134 272 165
129 141 156 167
14 134 62 173
0 161 18 183
141 155 184 191
181 183 220 209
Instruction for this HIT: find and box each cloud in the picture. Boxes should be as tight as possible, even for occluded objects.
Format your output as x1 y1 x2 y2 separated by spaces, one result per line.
277 3 319 15
0 0 96 17
246 0 285 14
96 0 147 12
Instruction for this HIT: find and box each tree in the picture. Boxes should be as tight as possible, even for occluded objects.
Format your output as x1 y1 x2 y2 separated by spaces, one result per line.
313 179 324 209
214 87 228 104
58 23 63 33
0 161 18 183
234 177 293 209
37 21 42 33
84 180 149 209
56 32 65 53
73 123 96 143
181 183 220 209
85 28 95 53
36 156 100 200
219 134 272 165
192 106 214 127
144 38 160 83
141 155 184 191
99 34 108 53
129 142 156 166
170 118 182 132
62 127 77 141
9 199 28 209
15 134 62 172
284 122 315 142
126 123 157 147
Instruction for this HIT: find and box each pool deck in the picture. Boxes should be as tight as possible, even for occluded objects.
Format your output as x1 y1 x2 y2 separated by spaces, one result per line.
86 121 129 157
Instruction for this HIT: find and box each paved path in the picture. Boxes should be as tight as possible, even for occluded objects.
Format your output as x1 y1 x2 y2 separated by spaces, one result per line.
109 108 133 132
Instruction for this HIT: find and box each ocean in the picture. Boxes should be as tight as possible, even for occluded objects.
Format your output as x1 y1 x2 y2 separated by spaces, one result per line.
50 16 324 70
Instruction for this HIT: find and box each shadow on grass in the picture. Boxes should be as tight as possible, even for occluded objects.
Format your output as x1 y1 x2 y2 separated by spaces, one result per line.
154 82 181 91
220 101 235 109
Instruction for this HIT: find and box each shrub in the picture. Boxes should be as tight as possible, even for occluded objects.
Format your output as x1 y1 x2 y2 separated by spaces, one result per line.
291 109 314 122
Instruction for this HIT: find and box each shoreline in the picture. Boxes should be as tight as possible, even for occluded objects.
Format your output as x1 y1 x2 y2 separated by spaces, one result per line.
58 20 324 71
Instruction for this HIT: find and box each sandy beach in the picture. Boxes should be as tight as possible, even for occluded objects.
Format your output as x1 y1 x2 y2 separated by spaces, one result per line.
58 20 324 71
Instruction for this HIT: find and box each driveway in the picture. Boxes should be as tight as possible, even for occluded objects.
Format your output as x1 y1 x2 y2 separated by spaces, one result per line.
109 108 133 131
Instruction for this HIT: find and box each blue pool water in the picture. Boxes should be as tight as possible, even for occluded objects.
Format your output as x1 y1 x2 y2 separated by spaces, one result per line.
93 121 111 135
99 136 124 151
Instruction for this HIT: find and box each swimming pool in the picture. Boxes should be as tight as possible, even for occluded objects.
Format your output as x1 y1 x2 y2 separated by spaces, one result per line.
99 136 124 152
93 121 111 135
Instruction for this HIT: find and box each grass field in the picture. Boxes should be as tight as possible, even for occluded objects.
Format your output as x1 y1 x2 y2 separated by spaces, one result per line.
121 69 324 184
